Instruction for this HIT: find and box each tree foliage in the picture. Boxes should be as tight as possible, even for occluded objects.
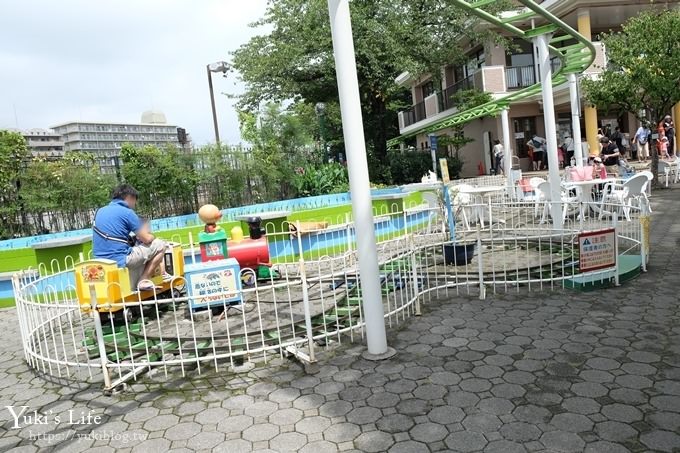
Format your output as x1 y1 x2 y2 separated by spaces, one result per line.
0 130 30 237
231 0 501 161
581 8 680 184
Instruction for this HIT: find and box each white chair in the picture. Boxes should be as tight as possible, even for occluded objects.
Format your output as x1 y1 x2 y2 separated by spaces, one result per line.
537 181 579 224
452 184 474 230
421 192 440 234
658 161 673 187
529 177 546 216
637 170 653 211
599 173 648 221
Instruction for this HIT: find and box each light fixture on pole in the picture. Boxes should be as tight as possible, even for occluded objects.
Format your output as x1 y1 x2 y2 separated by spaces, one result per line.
206 61 229 145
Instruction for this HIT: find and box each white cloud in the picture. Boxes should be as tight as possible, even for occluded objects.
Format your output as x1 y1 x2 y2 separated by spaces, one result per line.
0 0 269 145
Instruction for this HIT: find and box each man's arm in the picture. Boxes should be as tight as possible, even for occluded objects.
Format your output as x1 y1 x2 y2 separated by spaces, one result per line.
136 223 155 245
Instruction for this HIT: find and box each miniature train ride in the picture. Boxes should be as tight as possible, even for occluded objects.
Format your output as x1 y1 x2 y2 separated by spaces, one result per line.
75 204 280 319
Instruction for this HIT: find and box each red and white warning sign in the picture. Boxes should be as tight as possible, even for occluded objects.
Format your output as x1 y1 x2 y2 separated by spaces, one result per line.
578 228 617 272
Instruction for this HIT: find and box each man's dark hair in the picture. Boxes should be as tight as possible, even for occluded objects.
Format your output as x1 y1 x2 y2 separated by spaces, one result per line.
111 184 139 201
600 137 610 144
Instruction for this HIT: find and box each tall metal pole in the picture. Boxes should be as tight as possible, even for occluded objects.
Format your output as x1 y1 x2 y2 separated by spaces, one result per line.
568 73 584 167
206 65 220 145
327 0 391 358
534 33 563 229
501 108 513 196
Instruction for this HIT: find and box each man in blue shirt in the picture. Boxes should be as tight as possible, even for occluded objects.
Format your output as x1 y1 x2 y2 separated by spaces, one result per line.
93 184 169 290
633 123 650 162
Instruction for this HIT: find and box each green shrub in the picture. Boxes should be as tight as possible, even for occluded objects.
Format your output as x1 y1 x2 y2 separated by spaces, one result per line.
388 150 433 185
292 163 349 197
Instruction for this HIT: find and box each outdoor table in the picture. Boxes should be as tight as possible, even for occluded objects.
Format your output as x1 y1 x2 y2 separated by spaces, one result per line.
563 178 619 218
457 185 506 227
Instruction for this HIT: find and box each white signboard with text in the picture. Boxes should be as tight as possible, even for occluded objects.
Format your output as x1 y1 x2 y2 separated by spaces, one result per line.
578 228 617 272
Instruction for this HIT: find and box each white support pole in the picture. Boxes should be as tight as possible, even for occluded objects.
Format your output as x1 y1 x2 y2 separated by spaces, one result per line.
327 0 390 358
534 33 563 230
568 73 584 167
501 108 513 196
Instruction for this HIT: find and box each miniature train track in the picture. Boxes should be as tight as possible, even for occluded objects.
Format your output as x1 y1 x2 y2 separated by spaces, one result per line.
82 239 579 367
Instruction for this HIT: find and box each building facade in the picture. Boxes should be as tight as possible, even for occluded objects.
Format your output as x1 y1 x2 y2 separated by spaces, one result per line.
18 128 64 158
51 111 180 159
395 0 680 177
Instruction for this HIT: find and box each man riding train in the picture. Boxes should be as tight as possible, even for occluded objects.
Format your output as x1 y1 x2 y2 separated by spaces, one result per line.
92 184 173 291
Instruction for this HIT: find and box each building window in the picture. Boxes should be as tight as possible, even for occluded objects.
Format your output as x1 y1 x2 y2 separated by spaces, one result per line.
420 80 435 100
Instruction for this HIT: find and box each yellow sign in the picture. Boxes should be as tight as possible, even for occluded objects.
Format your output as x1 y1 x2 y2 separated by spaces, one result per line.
439 158 450 183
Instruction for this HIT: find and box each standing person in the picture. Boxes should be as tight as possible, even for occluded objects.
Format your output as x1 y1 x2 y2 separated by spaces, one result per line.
611 127 624 152
600 137 621 175
562 134 574 166
663 115 675 157
493 139 504 175
659 136 671 160
633 122 650 162
528 135 547 171
92 184 172 291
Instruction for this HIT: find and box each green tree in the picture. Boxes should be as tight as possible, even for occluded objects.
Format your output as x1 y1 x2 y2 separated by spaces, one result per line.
581 8 680 186
0 130 30 238
231 0 502 162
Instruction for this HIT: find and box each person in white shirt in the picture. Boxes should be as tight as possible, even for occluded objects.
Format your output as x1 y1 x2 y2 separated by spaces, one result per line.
528 135 547 171
493 140 504 175
633 123 651 162
562 134 574 165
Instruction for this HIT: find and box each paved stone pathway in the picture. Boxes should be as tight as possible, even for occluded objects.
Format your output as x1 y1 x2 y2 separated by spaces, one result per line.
1 189 679 452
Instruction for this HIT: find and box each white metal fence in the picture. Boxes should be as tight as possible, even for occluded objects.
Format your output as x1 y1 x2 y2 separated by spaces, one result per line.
12 194 649 392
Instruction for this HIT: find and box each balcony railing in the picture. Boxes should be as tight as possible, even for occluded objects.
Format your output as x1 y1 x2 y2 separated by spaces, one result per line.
403 99 427 128
505 65 535 89
505 58 562 90
440 75 475 111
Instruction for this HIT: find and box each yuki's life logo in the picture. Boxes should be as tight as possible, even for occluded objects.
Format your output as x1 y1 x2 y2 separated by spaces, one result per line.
5 406 102 429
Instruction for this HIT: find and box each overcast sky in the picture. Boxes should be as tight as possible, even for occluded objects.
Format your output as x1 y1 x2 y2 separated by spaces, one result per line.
0 0 269 145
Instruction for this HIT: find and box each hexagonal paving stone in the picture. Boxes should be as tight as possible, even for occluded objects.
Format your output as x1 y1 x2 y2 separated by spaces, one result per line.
314 381 345 395
244 401 278 418
478 397 514 415
561 397 601 415
296 416 331 434
131 438 171 453
340 386 372 401
320 400 353 417
269 408 304 426
427 405 465 424
601 403 643 423
650 395 680 412
462 413 502 433
500 422 542 442
123 406 159 424
270 387 301 403
490 383 525 399
216 414 254 434
540 430 585 452
367 391 400 409
377 414 415 433
293 394 326 410
459 378 492 393
355 430 395 453
396 398 429 415
571 382 608 398
585 358 620 370
444 431 488 452
648 411 680 431
143 414 179 432
175 401 207 416
323 422 361 443
165 422 201 441
446 391 480 408
222 394 255 409
242 423 280 442
594 421 638 442
187 431 225 450
484 440 528 453
584 441 632 453
346 406 382 425
550 413 594 433
413 384 446 400
299 440 338 453
213 439 253 453
640 430 680 452
410 422 448 442
270 432 308 452
389 440 429 453
195 407 230 424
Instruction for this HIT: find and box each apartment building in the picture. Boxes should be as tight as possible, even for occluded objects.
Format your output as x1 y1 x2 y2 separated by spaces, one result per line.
51 110 180 159
17 128 64 158
394 0 680 177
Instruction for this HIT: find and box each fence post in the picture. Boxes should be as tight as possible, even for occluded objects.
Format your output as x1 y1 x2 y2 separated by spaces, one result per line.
640 200 650 271
296 221 316 363
89 284 112 390
409 236 421 316
613 213 620 287
476 225 485 300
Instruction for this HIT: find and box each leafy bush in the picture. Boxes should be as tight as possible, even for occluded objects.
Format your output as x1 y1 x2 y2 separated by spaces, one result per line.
292 163 349 197
388 150 433 185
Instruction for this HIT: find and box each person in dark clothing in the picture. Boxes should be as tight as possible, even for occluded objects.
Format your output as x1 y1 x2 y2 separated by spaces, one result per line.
663 115 675 157
600 137 620 175
611 127 624 152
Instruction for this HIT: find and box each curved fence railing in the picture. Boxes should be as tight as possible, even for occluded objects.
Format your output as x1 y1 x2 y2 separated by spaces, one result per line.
12 194 648 392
